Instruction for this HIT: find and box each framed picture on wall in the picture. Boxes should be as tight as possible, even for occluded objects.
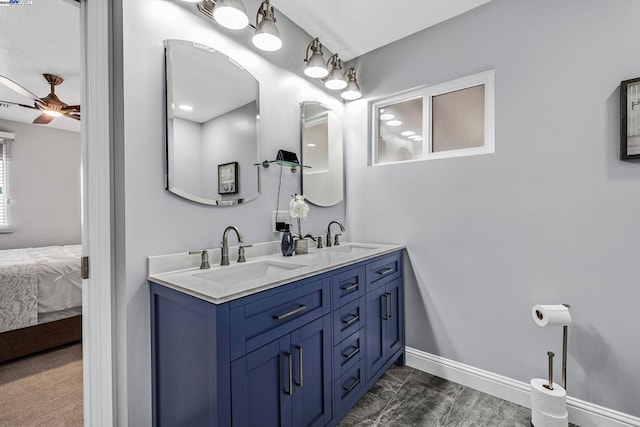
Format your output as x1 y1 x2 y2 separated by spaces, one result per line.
621 77 640 160
218 162 238 195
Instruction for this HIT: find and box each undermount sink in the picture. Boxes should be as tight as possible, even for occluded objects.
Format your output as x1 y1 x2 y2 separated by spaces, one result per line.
193 260 306 285
326 244 380 254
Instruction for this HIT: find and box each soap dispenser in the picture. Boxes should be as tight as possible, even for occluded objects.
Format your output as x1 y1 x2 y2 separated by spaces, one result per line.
281 224 294 257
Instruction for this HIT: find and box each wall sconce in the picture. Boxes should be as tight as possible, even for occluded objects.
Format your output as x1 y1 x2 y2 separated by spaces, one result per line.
341 68 361 100
324 54 347 90
252 0 282 52
303 38 329 79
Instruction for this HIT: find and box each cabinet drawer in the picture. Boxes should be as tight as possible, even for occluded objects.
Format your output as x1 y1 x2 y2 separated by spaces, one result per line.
333 328 364 378
333 357 366 415
230 277 330 360
332 266 365 307
333 297 365 345
366 252 402 291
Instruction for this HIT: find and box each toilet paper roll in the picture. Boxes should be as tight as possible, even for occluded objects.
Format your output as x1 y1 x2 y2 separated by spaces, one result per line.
532 304 571 327
531 407 568 427
530 378 567 418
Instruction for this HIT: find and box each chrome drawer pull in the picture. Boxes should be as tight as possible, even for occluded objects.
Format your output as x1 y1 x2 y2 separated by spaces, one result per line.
381 293 389 320
377 267 394 276
386 292 392 319
284 352 293 395
343 377 360 393
273 304 307 320
342 346 360 360
340 283 358 292
341 314 360 326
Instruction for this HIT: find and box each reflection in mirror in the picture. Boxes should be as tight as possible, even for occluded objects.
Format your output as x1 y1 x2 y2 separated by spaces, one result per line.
300 102 343 207
165 39 260 205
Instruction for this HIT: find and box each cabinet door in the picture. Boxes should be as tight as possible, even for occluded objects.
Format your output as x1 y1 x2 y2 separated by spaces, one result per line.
291 315 332 427
365 285 387 381
383 278 404 359
231 335 292 427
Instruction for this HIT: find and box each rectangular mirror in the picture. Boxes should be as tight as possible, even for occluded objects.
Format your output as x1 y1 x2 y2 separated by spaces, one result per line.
165 39 261 205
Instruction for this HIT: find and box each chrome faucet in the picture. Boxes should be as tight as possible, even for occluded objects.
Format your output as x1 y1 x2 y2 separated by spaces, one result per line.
326 220 345 247
221 226 244 266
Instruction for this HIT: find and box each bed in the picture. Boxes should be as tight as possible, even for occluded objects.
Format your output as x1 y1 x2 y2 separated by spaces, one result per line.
0 245 82 362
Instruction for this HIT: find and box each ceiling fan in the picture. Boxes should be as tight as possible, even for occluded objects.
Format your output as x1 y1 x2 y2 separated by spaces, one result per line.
0 73 80 125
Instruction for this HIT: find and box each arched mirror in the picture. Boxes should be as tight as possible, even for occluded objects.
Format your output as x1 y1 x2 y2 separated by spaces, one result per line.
300 102 343 207
165 39 260 205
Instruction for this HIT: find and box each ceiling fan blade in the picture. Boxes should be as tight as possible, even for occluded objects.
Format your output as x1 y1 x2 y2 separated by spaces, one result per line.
0 100 39 109
0 75 42 102
62 104 81 113
33 114 55 125
66 113 81 121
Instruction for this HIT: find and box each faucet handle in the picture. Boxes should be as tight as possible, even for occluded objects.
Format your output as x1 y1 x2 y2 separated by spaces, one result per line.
316 236 324 249
237 244 253 263
334 234 342 246
188 250 211 269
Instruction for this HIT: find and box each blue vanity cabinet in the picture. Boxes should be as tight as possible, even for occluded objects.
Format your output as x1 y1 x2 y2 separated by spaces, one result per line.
150 248 404 427
365 252 404 382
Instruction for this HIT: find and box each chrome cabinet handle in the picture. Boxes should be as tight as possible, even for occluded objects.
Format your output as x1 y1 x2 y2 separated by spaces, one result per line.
377 267 394 276
386 292 392 320
343 377 360 393
273 304 307 320
381 293 389 320
342 314 360 326
340 283 358 292
342 346 360 360
284 352 293 395
295 345 303 387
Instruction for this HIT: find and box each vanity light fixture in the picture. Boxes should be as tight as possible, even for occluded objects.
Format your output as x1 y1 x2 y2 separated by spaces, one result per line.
325 54 347 90
304 38 329 78
212 0 249 30
341 68 361 100
252 0 282 52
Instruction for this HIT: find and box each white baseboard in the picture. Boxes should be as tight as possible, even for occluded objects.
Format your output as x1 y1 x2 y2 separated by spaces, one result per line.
405 347 639 427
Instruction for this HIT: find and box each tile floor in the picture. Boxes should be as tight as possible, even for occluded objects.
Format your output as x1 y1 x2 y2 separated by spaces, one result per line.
340 365 578 427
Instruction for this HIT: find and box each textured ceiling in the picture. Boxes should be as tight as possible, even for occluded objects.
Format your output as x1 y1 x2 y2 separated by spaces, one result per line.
0 0 80 132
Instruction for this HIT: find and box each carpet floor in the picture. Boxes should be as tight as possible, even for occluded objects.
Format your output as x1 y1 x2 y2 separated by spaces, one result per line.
0 343 83 427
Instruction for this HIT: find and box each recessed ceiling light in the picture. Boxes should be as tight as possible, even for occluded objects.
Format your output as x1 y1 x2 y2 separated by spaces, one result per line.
178 104 193 111
307 143 316 147
386 120 402 127
409 134 422 140
410 136 423 141
380 113 395 121
400 131 415 137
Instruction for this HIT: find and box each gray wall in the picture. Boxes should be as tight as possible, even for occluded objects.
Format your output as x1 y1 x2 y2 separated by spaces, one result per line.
0 119 80 249
344 0 640 417
116 1 345 424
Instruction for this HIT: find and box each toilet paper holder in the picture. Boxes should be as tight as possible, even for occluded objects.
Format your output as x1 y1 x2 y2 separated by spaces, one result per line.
540 303 570 391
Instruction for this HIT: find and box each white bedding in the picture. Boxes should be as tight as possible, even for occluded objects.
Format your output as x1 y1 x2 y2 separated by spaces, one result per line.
0 245 82 333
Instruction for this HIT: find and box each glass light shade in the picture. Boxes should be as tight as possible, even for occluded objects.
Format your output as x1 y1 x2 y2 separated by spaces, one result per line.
304 52 328 78
252 18 282 51
341 80 361 100
325 68 347 90
213 0 249 30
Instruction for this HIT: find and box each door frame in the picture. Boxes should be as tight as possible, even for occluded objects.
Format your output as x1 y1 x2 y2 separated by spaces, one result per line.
80 0 116 424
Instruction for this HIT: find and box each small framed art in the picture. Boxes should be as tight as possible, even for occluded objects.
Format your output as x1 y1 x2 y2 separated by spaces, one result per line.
218 162 238 195
621 77 640 160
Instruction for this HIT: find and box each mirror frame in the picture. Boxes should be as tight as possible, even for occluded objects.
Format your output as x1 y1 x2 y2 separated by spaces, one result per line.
164 39 261 206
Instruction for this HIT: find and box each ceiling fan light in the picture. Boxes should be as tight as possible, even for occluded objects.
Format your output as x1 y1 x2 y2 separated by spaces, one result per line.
213 0 249 30
252 14 282 51
43 109 63 117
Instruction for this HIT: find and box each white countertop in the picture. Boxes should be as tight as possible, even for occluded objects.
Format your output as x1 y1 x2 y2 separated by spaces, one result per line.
148 242 404 304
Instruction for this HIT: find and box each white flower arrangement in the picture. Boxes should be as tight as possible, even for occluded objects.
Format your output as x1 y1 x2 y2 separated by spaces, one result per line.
289 194 309 238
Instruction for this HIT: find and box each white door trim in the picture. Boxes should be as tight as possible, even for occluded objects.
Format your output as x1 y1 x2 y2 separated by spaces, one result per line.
81 0 116 424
